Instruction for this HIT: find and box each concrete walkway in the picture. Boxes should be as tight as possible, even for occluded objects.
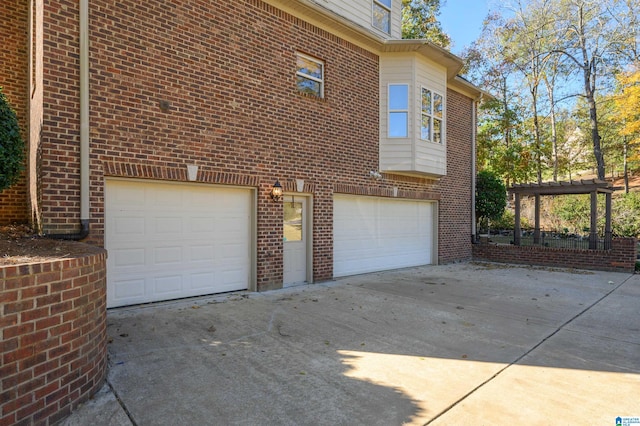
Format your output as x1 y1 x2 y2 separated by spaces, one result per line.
61 263 640 425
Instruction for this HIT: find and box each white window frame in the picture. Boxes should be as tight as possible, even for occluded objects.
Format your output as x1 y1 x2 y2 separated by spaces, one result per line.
420 86 445 144
388 84 409 138
296 52 324 98
372 0 392 34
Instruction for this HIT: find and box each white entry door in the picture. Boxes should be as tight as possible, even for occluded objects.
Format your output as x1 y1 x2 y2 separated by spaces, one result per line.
283 195 308 286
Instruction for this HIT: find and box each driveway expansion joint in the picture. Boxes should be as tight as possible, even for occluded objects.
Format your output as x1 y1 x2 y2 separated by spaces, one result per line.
424 273 637 425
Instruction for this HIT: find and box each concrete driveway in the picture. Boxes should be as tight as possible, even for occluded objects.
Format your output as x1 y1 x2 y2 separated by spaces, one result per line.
62 263 640 425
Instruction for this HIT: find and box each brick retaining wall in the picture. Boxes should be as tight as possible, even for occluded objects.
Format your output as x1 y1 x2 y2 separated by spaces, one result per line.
472 237 637 273
0 247 108 425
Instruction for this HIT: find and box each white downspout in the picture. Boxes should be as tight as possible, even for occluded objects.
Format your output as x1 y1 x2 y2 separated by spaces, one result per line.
471 96 479 243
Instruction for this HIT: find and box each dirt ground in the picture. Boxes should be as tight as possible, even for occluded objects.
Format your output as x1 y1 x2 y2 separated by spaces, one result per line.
0 224 99 266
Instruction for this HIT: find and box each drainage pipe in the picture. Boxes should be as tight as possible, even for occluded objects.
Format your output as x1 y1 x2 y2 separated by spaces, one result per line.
471 95 479 243
48 0 89 240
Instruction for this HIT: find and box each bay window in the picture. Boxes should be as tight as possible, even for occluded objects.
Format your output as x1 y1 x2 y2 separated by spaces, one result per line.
388 84 408 138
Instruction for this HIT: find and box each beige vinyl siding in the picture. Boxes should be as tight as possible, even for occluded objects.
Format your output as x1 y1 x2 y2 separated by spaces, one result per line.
379 53 448 177
314 0 402 38
414 57 447 175
415 141 446 175
380 54 414 172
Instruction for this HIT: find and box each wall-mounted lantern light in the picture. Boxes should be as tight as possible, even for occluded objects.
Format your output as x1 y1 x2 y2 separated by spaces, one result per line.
271 180 283 201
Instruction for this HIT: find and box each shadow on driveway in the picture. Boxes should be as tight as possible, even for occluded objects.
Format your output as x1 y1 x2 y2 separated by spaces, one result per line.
64 263 640 425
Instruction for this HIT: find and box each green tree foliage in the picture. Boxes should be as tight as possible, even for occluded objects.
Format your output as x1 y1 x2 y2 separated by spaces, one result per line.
551 193 640 237
612 193 640 237
477 98 533 185
491 209 530 231
465 0 638 183
401 0 451 48
476 170 507 227
551 194 593 234
0 87 25 192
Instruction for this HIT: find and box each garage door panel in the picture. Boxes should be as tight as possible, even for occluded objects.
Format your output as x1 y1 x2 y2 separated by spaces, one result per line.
190 245 214 262
106 180 252 308
112 248 145 268
154 276 183 295
154 217 183 234
113 216 145 236
333 195 434 277
154 246 183 265
113 278 145 299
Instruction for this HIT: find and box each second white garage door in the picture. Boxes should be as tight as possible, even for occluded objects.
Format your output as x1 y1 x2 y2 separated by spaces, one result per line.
333 195 435 277
105 180 253 308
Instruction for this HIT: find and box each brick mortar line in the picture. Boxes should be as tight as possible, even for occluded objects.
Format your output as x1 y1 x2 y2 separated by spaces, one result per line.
424 273 637 425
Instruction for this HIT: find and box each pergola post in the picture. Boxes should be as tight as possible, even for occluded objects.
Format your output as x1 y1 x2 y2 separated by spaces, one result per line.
534 194 541 245
508 179 613 251
514 193 521 246
605 192 612 250
589 191 598 250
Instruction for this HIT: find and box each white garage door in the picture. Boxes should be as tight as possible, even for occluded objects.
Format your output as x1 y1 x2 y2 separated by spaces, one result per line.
333 195 435 277
105 180 253 308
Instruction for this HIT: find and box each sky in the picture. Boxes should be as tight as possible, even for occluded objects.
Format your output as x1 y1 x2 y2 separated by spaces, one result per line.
438 0 490 55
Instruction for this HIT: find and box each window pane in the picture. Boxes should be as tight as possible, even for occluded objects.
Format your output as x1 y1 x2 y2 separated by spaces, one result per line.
434 93 443 118
297 56 322 79
297 76 321 97
433 118 442 143
421 115 431 140
372 4 390 33
389 84 408 110
376 0 392 8
284 202 303 242
421 88 431 114
389 112 408 137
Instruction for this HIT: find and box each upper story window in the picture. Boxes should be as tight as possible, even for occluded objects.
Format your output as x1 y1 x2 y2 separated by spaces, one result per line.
389 84 408 138
296 53 324 98
372 0 391 34
421 88 444 143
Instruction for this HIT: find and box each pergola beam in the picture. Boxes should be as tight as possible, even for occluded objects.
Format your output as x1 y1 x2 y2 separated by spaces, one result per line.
509 179 613 196
507 179 614 249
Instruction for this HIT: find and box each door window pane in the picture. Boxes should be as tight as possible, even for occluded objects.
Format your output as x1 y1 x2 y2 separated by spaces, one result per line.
284 202 303 242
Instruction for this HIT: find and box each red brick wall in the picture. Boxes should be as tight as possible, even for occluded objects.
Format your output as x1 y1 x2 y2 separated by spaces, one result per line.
439 89 474 263
0 0 30 225
38 0 476 287
0 247 108 426
472 238 637 273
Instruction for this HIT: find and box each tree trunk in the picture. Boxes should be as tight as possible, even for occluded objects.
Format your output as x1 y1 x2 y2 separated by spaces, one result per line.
624 136 629 193
578 5 605 180
545 78 558 182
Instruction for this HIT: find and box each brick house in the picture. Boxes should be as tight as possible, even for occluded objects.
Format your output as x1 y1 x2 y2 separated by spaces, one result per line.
2 0 486 307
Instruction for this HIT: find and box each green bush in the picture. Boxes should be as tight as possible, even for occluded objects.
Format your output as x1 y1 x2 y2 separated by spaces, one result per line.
0 87 25 192
550 192 640 238
476 170 506 225
491 209 530 230
613 192 640 238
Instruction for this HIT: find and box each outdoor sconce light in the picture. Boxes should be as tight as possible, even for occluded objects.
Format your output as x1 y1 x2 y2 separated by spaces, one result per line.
271 180 283 201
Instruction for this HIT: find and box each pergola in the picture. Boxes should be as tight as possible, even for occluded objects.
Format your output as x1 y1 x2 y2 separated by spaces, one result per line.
508 179 614 250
